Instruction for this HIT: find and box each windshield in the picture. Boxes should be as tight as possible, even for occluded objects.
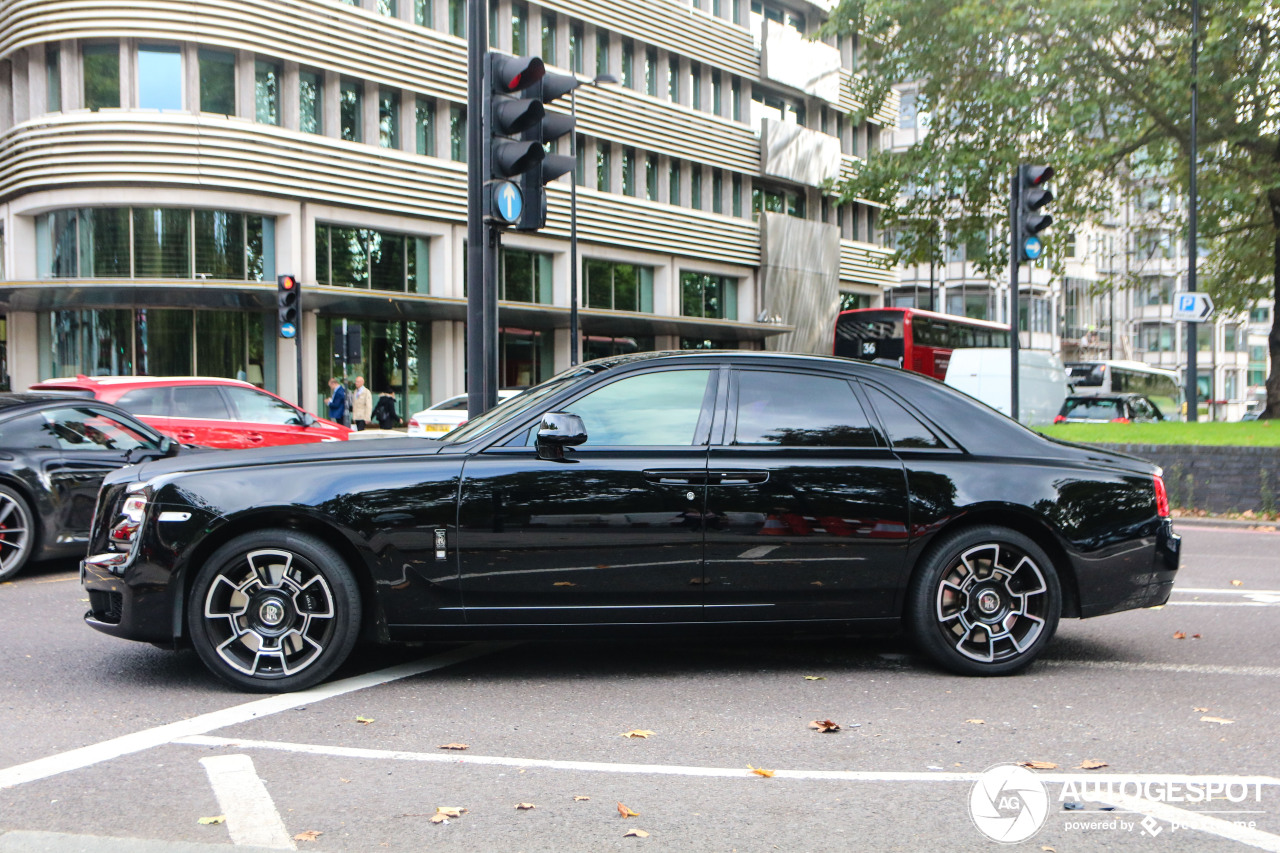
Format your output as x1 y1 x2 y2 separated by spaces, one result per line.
441 366 601 444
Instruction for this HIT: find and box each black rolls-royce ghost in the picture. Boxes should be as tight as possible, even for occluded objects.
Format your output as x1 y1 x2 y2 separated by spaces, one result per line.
0 393 183 581
82 352 1180 691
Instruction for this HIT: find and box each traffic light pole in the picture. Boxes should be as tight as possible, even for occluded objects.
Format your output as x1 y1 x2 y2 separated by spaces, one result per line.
1010 168 1020 423
1185 0 1200 422
466 0 497 418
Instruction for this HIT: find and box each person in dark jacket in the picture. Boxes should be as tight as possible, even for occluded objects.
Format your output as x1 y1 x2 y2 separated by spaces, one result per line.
372 392 400 430
325 378 349 426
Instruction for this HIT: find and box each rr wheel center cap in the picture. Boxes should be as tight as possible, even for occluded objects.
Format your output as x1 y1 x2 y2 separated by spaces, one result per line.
976 590 1001 615
258 599 287 627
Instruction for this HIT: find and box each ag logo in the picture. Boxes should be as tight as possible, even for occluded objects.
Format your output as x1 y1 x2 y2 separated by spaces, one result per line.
969 763 1050 843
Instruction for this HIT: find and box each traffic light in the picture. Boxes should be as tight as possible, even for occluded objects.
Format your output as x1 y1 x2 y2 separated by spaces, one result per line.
515 71 578 232
277 274 299 339
1016 165 1054 262
485 53 547 226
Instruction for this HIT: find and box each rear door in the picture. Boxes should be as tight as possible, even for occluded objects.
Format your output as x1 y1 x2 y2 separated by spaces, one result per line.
703 367 911 623
167 385 244 448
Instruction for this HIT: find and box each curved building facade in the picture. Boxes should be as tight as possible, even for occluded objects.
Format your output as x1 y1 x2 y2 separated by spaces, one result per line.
0 0 894 412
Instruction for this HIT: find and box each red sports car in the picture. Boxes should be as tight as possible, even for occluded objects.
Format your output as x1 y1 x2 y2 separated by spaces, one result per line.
28 376 349 449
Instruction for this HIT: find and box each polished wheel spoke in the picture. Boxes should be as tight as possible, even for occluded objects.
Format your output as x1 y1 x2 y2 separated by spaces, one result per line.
0 501 15 526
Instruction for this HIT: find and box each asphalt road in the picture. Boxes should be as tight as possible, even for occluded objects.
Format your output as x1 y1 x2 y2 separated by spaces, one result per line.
1 523 1277 852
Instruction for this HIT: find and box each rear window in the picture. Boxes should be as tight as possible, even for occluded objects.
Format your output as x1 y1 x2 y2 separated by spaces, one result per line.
1061 398 1122 419
0 413 60 449
115 387 170 416
734 371 878 447
171 386 231 419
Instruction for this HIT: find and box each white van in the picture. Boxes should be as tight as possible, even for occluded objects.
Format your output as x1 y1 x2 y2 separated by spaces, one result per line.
943 348 1068 426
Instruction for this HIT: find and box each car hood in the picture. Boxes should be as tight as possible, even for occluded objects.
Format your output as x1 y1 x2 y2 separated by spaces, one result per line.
123 436 449 483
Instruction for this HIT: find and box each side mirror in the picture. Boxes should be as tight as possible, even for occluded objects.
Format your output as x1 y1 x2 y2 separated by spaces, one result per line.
159 436 180 458
299 411 317 428
536 412 588 461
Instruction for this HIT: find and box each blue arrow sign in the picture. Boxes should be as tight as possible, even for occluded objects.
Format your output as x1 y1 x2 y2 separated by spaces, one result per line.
1023 236 1044 261
280 322 297 339
493 181 524 224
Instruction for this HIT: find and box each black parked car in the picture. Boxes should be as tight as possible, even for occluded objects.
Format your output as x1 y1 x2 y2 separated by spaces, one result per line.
82 352 1180 691
0 394 183 581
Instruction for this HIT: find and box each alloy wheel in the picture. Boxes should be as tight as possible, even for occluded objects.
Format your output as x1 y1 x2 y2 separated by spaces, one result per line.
934 542 1050 664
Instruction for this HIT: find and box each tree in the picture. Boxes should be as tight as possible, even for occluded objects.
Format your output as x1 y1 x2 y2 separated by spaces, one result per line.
823 0 1280 417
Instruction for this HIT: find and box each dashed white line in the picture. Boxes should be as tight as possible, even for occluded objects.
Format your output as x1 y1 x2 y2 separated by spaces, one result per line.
1082 790 1280 852
1043 659 1280 678
200 754 294 850
0 642 512 790
736 545 780 559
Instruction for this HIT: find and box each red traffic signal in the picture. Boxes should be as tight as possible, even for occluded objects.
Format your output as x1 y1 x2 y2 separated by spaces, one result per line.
492 55 545 94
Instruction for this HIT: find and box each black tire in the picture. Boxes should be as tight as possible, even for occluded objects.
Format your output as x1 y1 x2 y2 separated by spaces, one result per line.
188 529 361 692
907 525 1061 676
0 485 36 583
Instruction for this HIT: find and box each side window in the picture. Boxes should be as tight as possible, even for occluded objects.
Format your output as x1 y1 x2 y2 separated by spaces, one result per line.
565 370 712 446
42 407 155 451
171 386 232 420
862 385 947 449
115 387 170 416
0 413 60 449
223 387 303 425
733 371 877 447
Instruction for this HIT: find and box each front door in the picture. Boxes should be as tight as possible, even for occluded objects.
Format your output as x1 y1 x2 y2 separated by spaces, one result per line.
456 367 719 625
703 368 911 623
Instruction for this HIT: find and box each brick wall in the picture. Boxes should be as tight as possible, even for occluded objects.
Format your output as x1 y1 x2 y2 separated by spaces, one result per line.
1097 444 1280 515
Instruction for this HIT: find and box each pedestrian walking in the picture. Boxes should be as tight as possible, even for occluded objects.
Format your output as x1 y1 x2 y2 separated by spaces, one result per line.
351 375 373 430
325 378 350 427
372 392 400 430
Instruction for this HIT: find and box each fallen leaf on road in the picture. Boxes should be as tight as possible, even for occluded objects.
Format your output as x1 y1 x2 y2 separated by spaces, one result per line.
573 796 591 801
340 778 351 783
553 581 575 586
429 814 449 824
621 730 655 738
438 743 469 750
1079 759 1108 770
1192 633 1202 639
197 816 225 826
966 719 985 725
1018 761 1058 770
515 802 536 810
1231 580 1244 586
803 675 826 681
624 828 650 838
1042 846 1058 852
1193 707 1210 712
1173 631 1186 640
808 719 840 733
617 802 640 818
1200 716 1234 725
294 830 323 842
355 715 375 724
748 765 776 778
810 581 824 586
435 807 466 818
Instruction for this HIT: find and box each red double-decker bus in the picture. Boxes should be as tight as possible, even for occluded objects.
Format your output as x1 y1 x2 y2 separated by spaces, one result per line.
833 307 1011 380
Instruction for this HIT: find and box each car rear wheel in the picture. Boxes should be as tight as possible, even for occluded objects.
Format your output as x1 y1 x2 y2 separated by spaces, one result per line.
907 525 1061 676
188 529 361 692
0 486 35 582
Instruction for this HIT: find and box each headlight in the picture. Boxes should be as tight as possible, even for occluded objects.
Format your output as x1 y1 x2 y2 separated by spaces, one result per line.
109 495 148 546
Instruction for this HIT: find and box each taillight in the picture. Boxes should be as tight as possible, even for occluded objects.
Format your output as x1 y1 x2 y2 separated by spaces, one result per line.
1153 475 1170 518
1110 417 1131 424
408 418 419 429
109 495 147 546
1053 415 1066 424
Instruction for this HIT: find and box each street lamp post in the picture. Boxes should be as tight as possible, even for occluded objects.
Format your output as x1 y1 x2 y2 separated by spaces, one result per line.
569 73 619 366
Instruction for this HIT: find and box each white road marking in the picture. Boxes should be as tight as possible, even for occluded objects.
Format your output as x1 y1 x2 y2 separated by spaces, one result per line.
0 642 512 790
200 754 294 850
736 545 780 559
178 735 1280 789
1176 588 1280 595
1083 790 1280 852
1043 659 1280 678
1168 601 1279 607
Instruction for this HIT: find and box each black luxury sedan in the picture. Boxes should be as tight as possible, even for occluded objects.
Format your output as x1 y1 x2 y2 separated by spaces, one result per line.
82 352 1180 691
0 393 184 581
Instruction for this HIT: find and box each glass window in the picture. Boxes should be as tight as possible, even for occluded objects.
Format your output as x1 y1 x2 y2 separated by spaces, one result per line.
46 45 62 112
691 62 702 110
668 56 679 101
133 208 191 278
669 160 681 205
0 413 59 449
135 309 194 376
416 97 436 156
681 271 737 319
570 23 584 73
340 79 363 142
731 174 742 217
621 41 634 89
596 29 610 77
369 230 406 291
198 50 236 115
43 407 154 452
584 259 654 312
734 372 876 447
378 0 397 15
712 170 723 214
138 45 182 110
498 248 552 303
450 104 467 161
732 79 741 121
574 133 586 183
862 385 944 448
645 48 658 96
171 385 231 419
691 168 703 210
712 70 722 115
415 0 432 26
254 60 281 125
621 148 635 196
115 387 170 416
224 386 303 425
194 210 246 280
511 2 527 54
379 88 400 148
645 154 658 201
541 10 557 63
82 43 120 110
597 144 612 192
448 0 465 36
567 370 711 446
299 70 323 133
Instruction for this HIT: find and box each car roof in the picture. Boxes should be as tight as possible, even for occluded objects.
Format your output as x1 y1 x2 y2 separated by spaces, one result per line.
0 392 132 417
31 375 261 390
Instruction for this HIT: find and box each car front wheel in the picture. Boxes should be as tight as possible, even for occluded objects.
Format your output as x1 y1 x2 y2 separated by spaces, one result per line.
907 525 1061 676
188 529 361 692
0 486 35 582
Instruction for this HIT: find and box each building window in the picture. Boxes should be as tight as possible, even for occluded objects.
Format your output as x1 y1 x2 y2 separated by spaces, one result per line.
669 160 681 205
416 97 436 156
498 247 552 303
379 88 400 148
732 174 742 217
46 45 61 112
597 144 612 192
691 62 703 110
731 79 741 121
82 43 120 110
668 56 680 101
645 48 658 97
621 148 636 196
596 29 610 77
712 70 722 115
378 0 397 15
712 170 724 214
1224 324 1241 352
448 0 465 36
898 90 917 130
415 0 432 26
299 70 323 133
570 23 584 73
681 271 738 320
691 168 703 210
585 259 654 311
511 2 528 54
541 10 557 63
254 60 281 125
450 105 467 161
198 49 235 115
645 154 658 201
489 3 498 46
37 207 274 282
339 80 363 142
574 133 586 183
315 224 429 293
839 292 872 311
621 41 635 88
